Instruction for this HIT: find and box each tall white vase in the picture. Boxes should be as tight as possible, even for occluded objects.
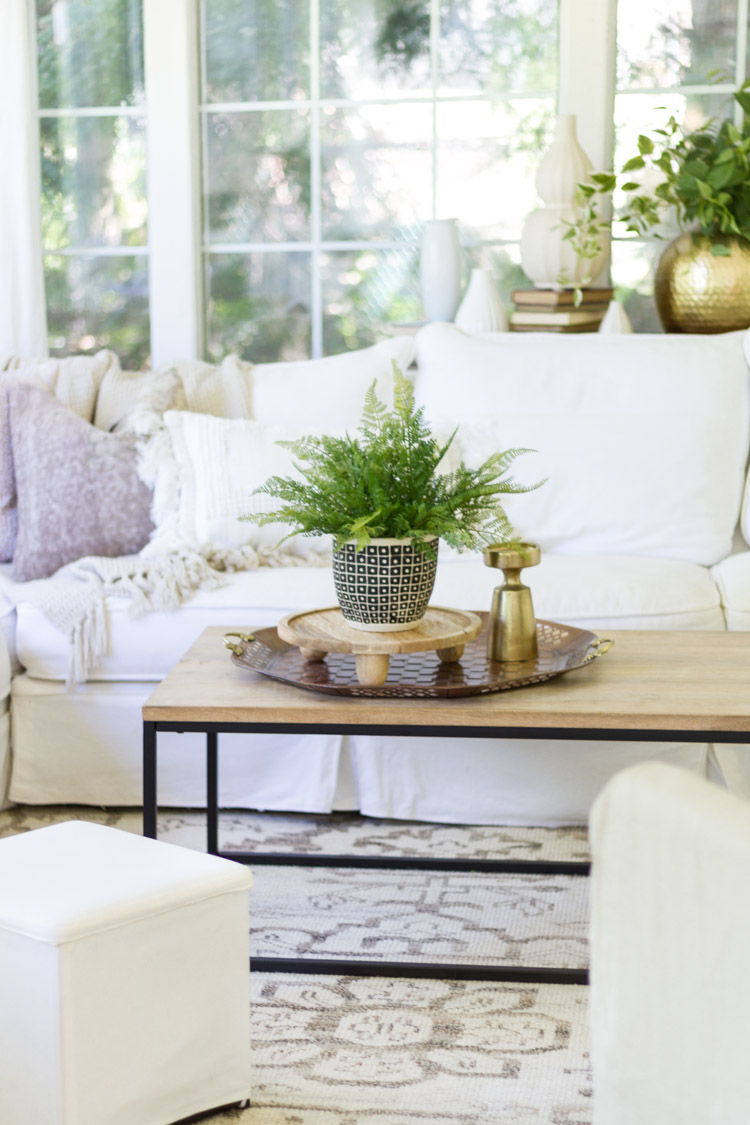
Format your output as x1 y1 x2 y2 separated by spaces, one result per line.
454 268 508 333
520 114 606 289
534 114 593 204
421 218 463 321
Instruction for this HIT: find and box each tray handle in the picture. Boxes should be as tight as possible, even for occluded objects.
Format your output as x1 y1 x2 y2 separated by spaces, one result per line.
223 631 255 656
583 637 614 663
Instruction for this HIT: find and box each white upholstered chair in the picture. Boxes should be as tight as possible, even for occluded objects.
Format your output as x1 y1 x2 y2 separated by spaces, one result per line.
589 761 750 1125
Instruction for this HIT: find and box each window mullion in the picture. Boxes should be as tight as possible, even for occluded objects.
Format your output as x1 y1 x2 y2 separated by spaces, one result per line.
143 0 203 366
310 0 322 358
558 0 617 284
736 0 748 127
430 0 440 219
558 0 617 173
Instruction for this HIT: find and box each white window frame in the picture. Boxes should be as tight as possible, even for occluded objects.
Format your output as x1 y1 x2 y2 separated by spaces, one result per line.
144 0 203 366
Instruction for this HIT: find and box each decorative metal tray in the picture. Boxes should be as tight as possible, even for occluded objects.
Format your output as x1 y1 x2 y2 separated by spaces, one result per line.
227 615 612 699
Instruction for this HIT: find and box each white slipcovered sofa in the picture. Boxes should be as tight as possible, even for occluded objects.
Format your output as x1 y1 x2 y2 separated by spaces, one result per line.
2 323 750 825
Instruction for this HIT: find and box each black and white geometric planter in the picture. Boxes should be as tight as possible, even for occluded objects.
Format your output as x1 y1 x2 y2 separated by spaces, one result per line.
332 537 438 631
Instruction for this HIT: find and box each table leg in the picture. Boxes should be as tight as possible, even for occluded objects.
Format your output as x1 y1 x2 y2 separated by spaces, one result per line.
207 731 219 855
143 721 158 839
355 653 390 686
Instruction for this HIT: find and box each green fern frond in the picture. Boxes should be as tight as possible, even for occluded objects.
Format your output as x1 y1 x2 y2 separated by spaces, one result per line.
241 362 545 552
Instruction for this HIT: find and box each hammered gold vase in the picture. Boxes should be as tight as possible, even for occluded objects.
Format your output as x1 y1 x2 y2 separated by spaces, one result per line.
655 233 750 333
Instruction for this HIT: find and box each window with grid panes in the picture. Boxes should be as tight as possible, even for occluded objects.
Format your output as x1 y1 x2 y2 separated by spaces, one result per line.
34 1 750 361
200 0 558 362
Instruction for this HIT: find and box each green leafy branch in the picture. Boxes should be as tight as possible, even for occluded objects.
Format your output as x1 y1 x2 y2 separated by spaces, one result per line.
559 78 750 287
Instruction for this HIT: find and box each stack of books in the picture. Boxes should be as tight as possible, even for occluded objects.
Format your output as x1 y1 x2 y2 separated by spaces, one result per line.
510 288 614 333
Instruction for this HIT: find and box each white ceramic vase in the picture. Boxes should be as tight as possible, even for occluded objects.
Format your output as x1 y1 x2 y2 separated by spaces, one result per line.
421 218 463 321
454 268 508 333
534 114 593 204
598 299 633 333
520 114 606 289
520 205 604 290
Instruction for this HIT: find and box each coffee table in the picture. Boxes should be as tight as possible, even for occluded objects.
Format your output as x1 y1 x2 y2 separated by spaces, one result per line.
143 625 750 985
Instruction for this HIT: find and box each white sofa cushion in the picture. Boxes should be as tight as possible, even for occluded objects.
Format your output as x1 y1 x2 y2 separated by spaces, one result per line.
711 550 750 629
7 553 723 682
161 411 331 558
416 325 750 566
250 336 416 430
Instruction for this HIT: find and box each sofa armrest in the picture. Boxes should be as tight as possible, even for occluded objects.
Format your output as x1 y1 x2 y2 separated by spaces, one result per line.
711 550 750 629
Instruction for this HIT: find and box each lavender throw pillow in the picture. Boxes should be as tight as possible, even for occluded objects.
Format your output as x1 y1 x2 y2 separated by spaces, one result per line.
9 384 154 582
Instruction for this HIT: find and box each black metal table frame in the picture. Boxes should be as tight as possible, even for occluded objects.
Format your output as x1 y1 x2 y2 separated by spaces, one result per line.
143 719 745 986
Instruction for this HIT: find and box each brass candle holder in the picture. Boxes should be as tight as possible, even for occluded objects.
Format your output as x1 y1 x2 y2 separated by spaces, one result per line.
483 542 541 662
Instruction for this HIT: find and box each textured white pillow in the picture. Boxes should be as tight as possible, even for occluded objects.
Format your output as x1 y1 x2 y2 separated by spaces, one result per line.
95 355 253 431
162 411 331 558
250 336 416 430
416 323 750 566
7 349 116 425
46 349 118 422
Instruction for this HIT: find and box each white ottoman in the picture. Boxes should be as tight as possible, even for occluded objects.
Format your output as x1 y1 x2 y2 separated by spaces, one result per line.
0 821 253 1125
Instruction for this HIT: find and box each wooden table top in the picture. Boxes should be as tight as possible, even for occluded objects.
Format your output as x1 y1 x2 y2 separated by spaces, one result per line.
143 625 750 734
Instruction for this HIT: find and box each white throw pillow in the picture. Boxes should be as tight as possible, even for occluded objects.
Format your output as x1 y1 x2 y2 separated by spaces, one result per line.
95 355 254 431
250 336 416 430
415 323 750 566
8 349 117 425
46 349 118 423
162 410 331 559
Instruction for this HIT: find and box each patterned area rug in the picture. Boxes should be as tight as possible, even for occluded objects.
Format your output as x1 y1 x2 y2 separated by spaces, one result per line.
0 807 593 1124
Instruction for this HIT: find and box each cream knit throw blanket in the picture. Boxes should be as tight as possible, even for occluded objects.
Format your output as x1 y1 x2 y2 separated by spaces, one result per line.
3 543 328 686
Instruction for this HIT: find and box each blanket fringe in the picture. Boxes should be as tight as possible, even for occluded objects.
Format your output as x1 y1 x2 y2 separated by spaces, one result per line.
69 595 108 688
62 543 330 683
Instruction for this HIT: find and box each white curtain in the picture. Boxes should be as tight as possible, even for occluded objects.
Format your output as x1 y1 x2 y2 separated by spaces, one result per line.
0 0 47 357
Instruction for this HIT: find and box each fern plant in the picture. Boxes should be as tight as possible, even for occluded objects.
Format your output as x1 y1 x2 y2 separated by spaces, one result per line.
243 363 543 555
